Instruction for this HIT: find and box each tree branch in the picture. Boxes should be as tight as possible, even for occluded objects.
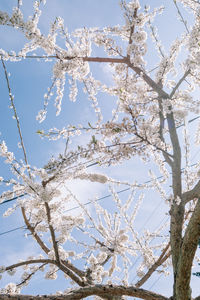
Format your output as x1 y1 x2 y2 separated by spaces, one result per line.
62 260 86 279
5 259 55 270
2 52 171 101
62 55 170 99
4 258 86 287
55 261 86 287
173 0 190 33
44 202 87 286
0 285 169 300
182 180 200 204
169 69 190 99
21 207 50 254
165 88 183 298
1 58 29 169
135 243 170 288
44 201 60 263
158 98 173 167
17 264 47 288
21 207 86 284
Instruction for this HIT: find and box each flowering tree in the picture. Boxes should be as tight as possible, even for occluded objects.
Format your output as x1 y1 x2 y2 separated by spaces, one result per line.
1 0 200 299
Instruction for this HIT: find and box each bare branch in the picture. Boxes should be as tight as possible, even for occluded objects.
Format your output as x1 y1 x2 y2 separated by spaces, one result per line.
1 58 29 168
0 285 169 300
62 260 86 279
16 264 47 288
182 180 200 204
173 0 190 33
169 69 190 99
5 259 55 270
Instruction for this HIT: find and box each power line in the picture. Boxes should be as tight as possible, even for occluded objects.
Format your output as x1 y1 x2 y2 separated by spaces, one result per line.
0 175 165 237
0 186 142 237
0 193 27 206
0 225 25 236
0 114 199 207
0 165 198 237
149 272 165 290
0 115 200 244
64 187 131 212
177 115 200 128
129 132 200 285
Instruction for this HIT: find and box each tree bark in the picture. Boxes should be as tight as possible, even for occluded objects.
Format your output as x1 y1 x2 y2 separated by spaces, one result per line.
175 199 200 300
0 285 169 300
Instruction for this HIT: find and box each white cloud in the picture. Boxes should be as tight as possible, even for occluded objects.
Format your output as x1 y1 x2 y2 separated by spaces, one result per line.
101 63 115 84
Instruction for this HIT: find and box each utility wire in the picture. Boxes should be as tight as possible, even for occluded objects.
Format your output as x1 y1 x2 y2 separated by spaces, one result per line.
129 136 200 286
0 165 198 237
0 225 25 236
0 187 140 236
149 271 166 290
0 116 200 241
142 135 200 291
0 193 27 206
0 115 199 206
0 176 164 237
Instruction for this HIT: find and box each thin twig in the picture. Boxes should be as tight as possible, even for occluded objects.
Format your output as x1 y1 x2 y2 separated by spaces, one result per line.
170 69 190 98
5 259 55 271
173 0 190 33
1 58 29 168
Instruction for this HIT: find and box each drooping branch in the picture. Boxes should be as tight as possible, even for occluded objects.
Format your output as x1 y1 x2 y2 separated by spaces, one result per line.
4 258 86 288
0 285 169 300
5 259 55 270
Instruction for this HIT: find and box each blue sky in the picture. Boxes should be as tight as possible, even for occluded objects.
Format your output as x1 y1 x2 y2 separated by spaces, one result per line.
0 0 200 298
